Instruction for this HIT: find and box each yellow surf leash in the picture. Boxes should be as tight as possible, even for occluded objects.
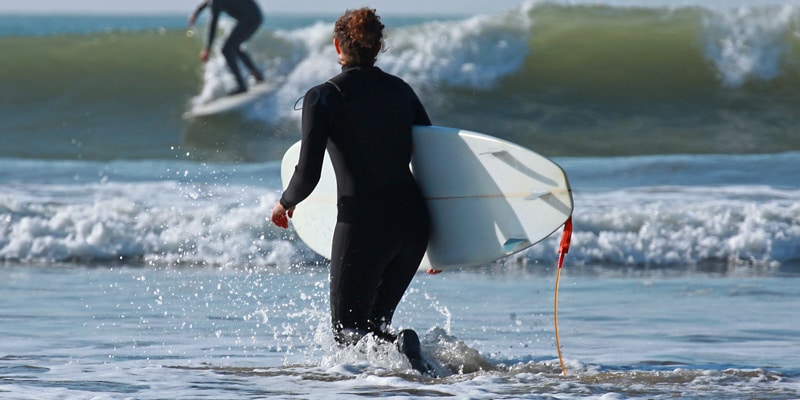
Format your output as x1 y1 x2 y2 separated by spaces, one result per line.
554 217 573 376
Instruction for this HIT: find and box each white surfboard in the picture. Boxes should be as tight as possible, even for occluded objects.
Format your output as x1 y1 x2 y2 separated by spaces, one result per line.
280 125 573 271
183 81 275 118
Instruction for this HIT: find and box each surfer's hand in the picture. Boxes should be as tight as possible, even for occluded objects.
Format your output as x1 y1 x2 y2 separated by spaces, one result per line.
271 202 294 229
199 49 209 63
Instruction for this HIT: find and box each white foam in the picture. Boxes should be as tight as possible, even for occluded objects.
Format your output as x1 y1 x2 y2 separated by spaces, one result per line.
379 11 533 90
271 21 342 119
0 172 301 268
2 173 799 268
701 5 798 87
516 186 800 267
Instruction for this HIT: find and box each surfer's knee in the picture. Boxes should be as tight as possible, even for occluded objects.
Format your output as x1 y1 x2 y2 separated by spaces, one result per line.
221 42 239 58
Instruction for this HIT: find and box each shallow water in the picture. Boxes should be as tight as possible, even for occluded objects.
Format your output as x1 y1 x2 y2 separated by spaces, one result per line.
1 264 798 399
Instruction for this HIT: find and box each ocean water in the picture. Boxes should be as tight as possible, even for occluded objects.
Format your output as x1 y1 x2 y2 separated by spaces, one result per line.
1 1 800 398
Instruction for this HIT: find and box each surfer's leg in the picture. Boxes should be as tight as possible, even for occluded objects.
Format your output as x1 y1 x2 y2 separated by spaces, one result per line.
221 34 247 93
329 223 393 345
367 231 428 333
367 213 429 333
222 19 260 93
224 18 264 90
238 51 264 82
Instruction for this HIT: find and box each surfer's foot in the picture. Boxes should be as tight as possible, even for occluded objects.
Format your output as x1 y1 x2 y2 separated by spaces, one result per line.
251 70 265 83
397 329 436 376
227 87 247 96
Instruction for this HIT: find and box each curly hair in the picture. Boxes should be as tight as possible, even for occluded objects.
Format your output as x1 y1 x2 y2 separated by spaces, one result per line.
334 8 385 66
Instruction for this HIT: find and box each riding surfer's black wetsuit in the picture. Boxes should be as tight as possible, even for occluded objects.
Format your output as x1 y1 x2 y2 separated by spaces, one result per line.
194 0 264 92
280 65 432 344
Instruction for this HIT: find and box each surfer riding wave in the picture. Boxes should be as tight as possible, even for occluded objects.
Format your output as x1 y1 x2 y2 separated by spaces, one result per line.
189 0 265 96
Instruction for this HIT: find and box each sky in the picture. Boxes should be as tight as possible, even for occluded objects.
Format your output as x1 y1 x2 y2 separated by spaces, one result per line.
0 0 528 16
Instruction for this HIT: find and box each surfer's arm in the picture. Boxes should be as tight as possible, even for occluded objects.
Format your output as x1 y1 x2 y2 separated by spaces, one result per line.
204 4 222 53
188 1 208 27
279 86 331 209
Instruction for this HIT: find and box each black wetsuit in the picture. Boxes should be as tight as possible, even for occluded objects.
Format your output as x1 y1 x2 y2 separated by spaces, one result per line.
194 0 264 91
280 65 432 343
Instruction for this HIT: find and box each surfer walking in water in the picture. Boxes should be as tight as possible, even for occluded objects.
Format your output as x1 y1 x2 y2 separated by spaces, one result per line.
189 0 265 95
271 8 434 375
